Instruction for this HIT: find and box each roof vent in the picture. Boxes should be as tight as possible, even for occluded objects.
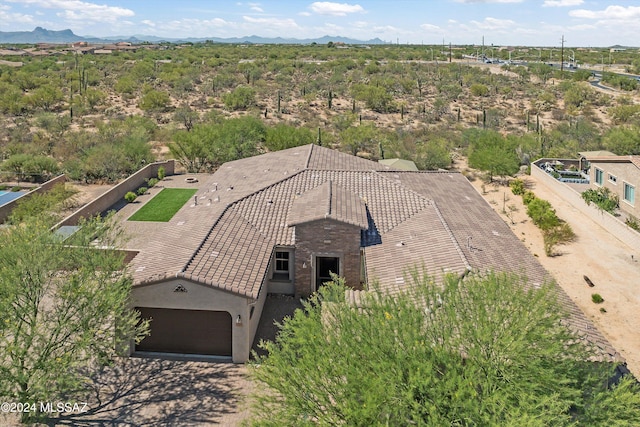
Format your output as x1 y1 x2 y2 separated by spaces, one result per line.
396 241 406 247
174 284 188 293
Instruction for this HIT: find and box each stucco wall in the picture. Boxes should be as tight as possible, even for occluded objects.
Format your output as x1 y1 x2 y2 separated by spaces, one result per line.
0 174 66 223
56 160 175 228
588 161 639 217
131 277 262 363
293 218 363 296
532 162 640 250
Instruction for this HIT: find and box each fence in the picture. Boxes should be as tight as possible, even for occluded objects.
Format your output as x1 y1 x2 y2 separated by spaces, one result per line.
55 160 175 228
0 174 66 223
531 161 640 250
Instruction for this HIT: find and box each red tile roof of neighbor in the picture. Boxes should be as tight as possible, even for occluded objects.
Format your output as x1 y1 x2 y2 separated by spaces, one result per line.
120 144 620 362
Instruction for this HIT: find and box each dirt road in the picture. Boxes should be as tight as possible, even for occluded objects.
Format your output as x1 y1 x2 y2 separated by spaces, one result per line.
469 170 640 378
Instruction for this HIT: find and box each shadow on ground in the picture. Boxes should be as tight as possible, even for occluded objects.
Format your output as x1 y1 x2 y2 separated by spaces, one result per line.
43 294 302 426
46 358 251 426
251 294 304 359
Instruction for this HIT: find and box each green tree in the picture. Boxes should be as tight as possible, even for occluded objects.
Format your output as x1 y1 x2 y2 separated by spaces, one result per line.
83 88 107 111
169 126 212 172
139 89 171 112
265 124 315 151
1 154 59 182
339 123 379 156
602 125 640 155
414 138 452 170
467 129 520 181
26 84 64 111
173 104 199 131
251 272 640 426
170 116 266 171
470 83 489 97
223 86 256 110
351 84 394 113
0 213 148 423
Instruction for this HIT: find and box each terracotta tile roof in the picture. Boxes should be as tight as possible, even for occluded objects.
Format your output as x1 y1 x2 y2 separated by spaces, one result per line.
288 180 369 229
364 206 470 294
120 144 620 361
181 210 274 298
306 144 393 171
380 170 619 361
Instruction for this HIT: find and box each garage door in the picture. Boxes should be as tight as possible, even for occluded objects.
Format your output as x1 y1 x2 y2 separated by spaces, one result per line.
135 307 232 356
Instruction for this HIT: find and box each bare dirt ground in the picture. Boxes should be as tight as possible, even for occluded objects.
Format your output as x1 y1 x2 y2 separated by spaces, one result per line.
458 159 640 378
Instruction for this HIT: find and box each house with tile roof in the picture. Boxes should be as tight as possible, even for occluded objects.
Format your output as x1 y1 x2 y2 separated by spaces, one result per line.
121 144 620 364
582 154 639 217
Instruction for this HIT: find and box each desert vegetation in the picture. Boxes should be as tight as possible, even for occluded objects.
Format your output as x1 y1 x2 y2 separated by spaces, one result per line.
0 43 639 185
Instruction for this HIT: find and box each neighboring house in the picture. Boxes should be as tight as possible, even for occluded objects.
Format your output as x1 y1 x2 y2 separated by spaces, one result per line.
584 154 639 217
119 145 618 363
378 158 419 171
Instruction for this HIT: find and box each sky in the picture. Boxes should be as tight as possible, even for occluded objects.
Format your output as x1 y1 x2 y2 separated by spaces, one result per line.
0 0 639 47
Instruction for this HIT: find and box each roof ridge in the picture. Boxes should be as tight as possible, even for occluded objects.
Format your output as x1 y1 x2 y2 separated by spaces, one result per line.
180 203 233 274
431 200 473 271
370 170 434 203
327 179 333 217
305 143 314 169
181 209 274 299
224 169 309 234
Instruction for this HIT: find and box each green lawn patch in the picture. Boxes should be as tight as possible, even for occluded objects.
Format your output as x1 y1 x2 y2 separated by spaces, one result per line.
128 188 197 222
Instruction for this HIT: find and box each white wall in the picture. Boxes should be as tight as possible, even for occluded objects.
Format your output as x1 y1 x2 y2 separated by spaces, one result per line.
532 163 640 251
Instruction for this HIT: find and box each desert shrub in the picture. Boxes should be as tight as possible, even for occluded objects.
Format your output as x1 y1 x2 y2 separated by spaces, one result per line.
510 178 525 196
470 83 489 97
147 178 159 187
124 192 137 203
626 215 640 232
522 190 536 205
223 86 256 110
581 187 618 213
137 187 148 196
543 222 576 256
157 167 166 180
591 293 604 304
527 198 560 230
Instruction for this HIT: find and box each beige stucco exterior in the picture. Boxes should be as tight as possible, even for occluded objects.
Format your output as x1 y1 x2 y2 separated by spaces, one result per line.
131 277 266 363
589 160 639 217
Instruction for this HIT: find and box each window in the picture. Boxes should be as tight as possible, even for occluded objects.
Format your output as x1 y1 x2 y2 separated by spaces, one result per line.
624 183 635 205
608 174 617 184
273 250 290 280
595 168 603 186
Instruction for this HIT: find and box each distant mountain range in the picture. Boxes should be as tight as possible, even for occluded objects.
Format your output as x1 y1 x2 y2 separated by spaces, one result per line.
0 27 386 45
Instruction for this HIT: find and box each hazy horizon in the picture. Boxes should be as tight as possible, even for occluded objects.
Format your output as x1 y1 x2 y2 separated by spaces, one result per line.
1 1 639 48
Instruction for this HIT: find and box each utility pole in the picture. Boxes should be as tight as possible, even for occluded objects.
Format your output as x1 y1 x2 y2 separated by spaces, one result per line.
560 35 565 73
449 42 452 63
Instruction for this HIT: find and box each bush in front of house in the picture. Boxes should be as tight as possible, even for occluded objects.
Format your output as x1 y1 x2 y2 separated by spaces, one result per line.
510 179 525 196
137 187 148 196
124 191 137 203
581 187 618 214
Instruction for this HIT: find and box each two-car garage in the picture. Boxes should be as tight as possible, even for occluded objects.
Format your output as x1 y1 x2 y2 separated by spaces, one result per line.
135 307 232 356
130 278 264 363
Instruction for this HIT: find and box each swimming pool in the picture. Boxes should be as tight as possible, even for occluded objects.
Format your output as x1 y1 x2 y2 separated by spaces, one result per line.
0 190 28 206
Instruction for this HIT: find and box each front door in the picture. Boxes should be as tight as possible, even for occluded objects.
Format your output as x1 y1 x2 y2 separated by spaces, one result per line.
315 256 339 290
